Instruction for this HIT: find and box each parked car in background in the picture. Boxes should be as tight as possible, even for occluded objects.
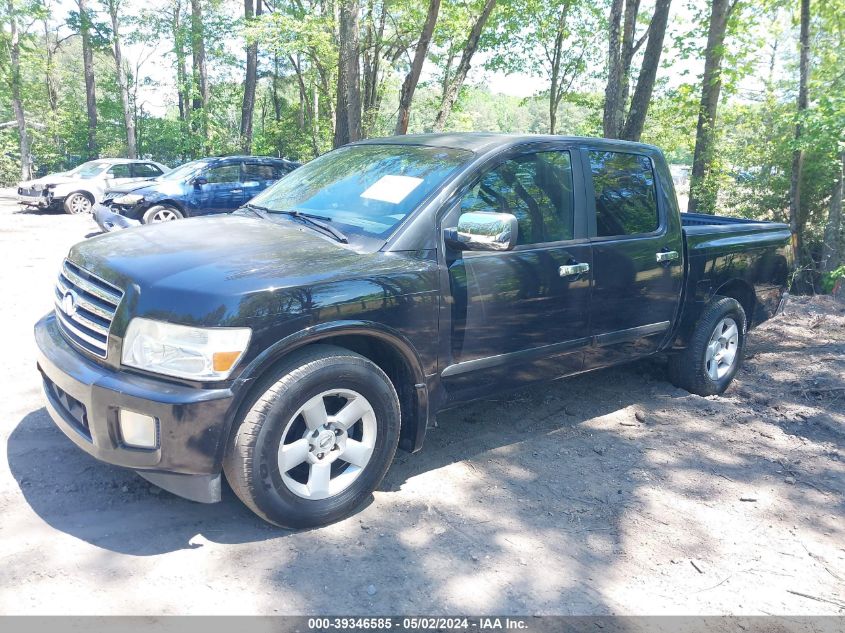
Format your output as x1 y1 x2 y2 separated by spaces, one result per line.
17 159 169 215
35 133 791 528
93 156 299 231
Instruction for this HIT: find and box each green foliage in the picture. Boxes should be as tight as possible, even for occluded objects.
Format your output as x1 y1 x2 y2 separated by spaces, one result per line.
821 265 845 294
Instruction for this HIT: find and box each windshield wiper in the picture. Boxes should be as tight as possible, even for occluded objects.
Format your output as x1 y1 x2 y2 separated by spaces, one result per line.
274 209 348 244
242 202 273 219
242 204 348 244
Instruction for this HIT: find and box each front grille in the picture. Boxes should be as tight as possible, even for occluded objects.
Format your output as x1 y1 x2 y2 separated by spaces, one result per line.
54 260 124 358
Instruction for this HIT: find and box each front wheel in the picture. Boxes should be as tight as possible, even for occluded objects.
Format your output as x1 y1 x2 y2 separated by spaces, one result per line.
64 192 92 215
224 345 401 528
143 205 184 223
668 296 747 396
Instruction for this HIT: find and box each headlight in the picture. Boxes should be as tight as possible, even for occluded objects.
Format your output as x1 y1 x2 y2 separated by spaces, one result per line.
113 193 144 205
121 317 252 380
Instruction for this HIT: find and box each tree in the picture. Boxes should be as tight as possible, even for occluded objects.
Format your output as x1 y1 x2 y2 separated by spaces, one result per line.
788 0 810 261
4 0 32 179
687 0 740 214
333 0 362 147
395 0 440 134
103 0 136 157
77 0 98 158
190 0 208 143
602 0 673 141
433 0 497 132
240 0 262 153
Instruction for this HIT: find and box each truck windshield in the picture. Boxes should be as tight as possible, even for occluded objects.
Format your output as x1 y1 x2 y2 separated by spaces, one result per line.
249 144 473 239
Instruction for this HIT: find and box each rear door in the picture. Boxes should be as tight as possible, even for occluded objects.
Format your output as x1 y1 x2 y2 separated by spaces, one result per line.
582 148 683 367
241 161 280 203
440 144 592 400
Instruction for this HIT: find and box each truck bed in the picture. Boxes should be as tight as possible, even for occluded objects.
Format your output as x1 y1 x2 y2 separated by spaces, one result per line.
681 212 776 228
681 212 790 248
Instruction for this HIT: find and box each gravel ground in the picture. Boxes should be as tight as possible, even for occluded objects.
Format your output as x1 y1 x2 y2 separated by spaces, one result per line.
0 198 843 616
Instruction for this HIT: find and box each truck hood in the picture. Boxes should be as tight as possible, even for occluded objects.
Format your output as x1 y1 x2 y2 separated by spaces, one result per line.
66 215 422 325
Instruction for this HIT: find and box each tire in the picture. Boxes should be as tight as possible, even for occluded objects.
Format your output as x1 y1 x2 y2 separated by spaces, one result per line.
64 192 93 215
142 205 184 224
224 345 401 528
668 295 747 396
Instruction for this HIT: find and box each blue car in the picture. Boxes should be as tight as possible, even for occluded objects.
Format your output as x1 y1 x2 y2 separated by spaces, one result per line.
95 155 299 230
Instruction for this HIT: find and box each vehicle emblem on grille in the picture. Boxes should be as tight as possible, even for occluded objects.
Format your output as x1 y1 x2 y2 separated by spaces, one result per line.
62 290 78 317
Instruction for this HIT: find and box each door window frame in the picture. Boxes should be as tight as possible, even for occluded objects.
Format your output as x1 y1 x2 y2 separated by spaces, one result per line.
202 161 243 185
438 141 590 257
580 147 667 243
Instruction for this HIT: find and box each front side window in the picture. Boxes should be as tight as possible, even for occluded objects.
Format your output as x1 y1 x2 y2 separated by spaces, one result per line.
204 164 241 184
251 144 473 239
459 151 574 246
588 151 659 237
107 164 132 178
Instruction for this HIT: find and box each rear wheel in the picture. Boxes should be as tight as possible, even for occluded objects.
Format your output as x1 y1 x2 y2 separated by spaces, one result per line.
143 205 183 223
64 192 92 215
668 296 747 396
224 345 401 528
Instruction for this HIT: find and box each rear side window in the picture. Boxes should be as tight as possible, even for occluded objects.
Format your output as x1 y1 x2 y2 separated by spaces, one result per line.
459 151 574 246
588 151 658 237
134 163 163 178
243 163 276 181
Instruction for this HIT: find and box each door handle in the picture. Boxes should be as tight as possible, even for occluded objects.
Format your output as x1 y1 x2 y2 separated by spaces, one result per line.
231 188 243 193
656 250 679 263
559 262 590 277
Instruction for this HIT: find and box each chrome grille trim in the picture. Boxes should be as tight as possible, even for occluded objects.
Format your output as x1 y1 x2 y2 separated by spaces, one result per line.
54 260 123 358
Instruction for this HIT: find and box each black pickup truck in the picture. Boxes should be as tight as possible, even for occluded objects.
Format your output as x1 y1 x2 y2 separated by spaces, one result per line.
35 134 791 527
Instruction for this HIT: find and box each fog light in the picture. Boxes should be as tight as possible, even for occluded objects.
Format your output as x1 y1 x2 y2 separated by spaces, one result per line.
119 410 159 449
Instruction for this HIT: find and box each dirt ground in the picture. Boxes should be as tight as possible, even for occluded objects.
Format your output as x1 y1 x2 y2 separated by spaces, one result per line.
0 194 843 616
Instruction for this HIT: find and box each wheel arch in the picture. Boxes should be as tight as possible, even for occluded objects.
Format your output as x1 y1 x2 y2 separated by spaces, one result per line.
228 321 430 458
712 279 756 328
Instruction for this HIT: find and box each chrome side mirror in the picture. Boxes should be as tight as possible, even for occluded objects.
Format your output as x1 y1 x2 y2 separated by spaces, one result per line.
446 211 518 251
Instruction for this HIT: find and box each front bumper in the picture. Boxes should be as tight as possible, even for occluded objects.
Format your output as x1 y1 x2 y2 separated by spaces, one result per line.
34 313 234 502
18 192 53 207
93 204 142 232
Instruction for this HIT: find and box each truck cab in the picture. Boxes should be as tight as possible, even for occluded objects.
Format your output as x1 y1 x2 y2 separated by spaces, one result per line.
35 134 791 528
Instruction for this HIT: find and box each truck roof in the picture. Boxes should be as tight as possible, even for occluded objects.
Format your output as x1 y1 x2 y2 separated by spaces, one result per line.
356 132 661 155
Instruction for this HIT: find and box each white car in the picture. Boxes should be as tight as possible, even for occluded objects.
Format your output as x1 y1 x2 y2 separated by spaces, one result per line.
17 158 169 215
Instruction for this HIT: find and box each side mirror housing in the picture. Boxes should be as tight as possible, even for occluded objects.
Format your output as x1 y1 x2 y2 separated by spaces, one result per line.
193 176 208 188
445 211 518 252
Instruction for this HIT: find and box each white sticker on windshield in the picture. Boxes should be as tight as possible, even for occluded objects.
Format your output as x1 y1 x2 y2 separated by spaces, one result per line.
360 175 424 204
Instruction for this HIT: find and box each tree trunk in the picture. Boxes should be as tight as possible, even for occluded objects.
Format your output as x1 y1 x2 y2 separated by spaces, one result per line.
621 0 672 141
788 0 810 264
395 0 440 134
602 0 624 138
78 0 98 159
43 18 59 114
107 0 137 158
687 0 736 214
822 152 844 274
7 0 32 180
333 0 362 148
190 0 209 144
240 0 261 154
433 0 497 132
172 1 191 158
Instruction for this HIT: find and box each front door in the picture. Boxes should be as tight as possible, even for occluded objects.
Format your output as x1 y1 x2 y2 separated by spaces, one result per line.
195 162 245 215
441 146 593 401
582 148 684 367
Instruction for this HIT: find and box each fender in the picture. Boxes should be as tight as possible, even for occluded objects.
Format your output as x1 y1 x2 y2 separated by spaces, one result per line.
227 319 430 454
